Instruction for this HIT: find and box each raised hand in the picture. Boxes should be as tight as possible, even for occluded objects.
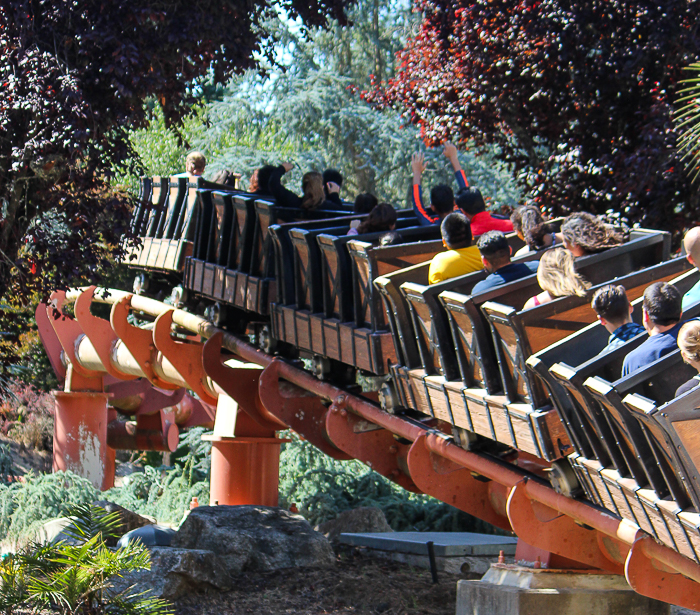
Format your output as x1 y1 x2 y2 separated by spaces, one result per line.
411 152 427 177
282 162 294 172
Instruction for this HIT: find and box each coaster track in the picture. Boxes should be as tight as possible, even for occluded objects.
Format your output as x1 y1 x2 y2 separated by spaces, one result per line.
36 177 700 609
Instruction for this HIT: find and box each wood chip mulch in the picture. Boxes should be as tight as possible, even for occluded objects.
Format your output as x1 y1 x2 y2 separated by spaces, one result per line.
174 550 461 615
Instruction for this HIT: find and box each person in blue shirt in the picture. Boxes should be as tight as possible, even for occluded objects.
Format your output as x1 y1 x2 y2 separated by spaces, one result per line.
622 282 683 377
591 284 645 354
471 231 539 295
682 227 700 311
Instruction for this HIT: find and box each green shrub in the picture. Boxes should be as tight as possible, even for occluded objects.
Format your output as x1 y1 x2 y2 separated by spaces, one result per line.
0 472 99 541
0 504 173 615
103 460 209 525
278 432 504 534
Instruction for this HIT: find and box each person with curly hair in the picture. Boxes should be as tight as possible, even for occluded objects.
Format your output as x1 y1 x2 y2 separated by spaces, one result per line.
354 203 397 235
511 205 560 256
561 212 623 257
523 248 590 309
676 320 700 397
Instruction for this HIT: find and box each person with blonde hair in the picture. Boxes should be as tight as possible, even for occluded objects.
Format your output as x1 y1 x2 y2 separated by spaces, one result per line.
185 151 206 177
523 248 590 309
675 320 700 397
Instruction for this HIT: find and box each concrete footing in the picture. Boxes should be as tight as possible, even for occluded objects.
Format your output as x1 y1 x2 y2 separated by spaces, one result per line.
456 565 669 615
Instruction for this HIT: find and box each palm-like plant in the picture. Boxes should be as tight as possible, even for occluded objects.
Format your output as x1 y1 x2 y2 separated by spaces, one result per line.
0 504 173 615
675 62 700 182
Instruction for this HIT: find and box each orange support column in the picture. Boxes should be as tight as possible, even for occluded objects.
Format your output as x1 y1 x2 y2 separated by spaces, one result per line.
206 436 285 506
53 391 114 490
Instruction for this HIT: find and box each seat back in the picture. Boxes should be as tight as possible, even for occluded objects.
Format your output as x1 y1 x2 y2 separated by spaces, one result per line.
131 177 153 235
145 176 169 237
272 214 369 308
625 388 700 511
347 230 442 330
375 262 432 368
483 257 691 406
401 234 532 382
156 177 187 239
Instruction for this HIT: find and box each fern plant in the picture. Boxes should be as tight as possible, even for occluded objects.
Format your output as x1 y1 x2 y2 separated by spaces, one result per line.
675 62 700 182
0 504 173 615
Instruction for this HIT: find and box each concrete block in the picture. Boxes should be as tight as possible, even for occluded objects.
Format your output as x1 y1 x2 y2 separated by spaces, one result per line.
456 565 670 615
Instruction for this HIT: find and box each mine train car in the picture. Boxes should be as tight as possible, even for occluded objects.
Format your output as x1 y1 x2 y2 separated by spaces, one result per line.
39 175 700 609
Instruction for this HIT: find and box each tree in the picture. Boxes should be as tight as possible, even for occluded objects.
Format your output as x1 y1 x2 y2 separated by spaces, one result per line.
368 0 700 230
129 0 520 209
0 0 351 301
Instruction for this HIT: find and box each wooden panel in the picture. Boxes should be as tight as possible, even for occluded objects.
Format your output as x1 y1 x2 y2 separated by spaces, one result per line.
234 273 249 308
484 395 517 448
202 263 216 296
310 315 325 355
352 328 374 372
323 319 342 358
658 504 697 561
673 419 700 474
213 265 226 299
579 457 620 515
637 489 676 548
294 310 312 350
224 271 238 304
507 402 541 457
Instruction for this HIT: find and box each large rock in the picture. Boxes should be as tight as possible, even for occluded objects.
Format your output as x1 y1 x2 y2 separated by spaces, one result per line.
316 507 393 546
110 547 231 599
172 505 334 575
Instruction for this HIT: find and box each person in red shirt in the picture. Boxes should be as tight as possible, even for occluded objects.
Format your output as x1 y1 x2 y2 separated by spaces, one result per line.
455 187 513 237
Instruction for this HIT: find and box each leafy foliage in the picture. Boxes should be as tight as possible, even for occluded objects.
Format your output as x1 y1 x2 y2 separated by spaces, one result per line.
0 472 99 541
103 461 209 526
279 432 503 533
0 380 54 452
370 0 700 229
675 63 700 182
126 0 521 210
0 0 352 303
0 505 173 615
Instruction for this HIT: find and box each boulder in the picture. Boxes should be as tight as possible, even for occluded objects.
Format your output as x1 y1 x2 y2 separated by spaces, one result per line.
36 517 81 546
172 505 334 575
316 507 393 546
110 547 231 599
93 500 155 534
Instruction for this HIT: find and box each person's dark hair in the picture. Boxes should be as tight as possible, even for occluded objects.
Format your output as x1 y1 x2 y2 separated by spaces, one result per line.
440 212 473 250
354 193 378 215
379 231 401 246
323 168 343 188
357 203 397 234
591 285 631 324
511 205 551 250
430 184 455 215
477 230 510 263
455 187 486 216
255 165 276 195
643 282 682 326
561 212 623 254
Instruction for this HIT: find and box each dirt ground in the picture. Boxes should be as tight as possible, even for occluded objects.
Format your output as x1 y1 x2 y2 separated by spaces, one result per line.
174 549 461 615
0 433 51 477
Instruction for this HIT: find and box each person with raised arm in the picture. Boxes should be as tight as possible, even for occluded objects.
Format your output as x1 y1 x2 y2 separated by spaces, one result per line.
269 163 340 211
